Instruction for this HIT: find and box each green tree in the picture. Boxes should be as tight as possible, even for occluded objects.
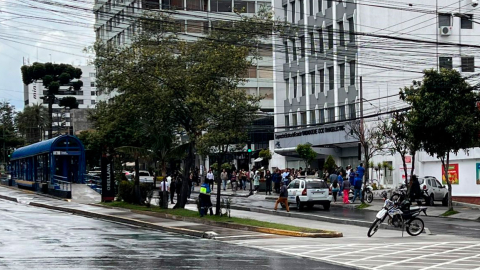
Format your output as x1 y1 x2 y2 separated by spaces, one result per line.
0 102 24 163
59 96 79 109
21 62 82 139
400 69 480 211
259 149 272 168
296 144 317 169
16 104 48 144
94 11 282 209
324 155 336 174
379 111 420 191
346 120 388 202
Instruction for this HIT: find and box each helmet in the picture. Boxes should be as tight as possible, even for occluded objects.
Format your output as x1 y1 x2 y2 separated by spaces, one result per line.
381 191 388 200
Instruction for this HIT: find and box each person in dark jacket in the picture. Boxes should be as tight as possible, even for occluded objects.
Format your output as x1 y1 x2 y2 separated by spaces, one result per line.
351 173 363 203
273 170 281 193
274 182 290 212
409 175 422 201
170 175 176 204
265 170 273 195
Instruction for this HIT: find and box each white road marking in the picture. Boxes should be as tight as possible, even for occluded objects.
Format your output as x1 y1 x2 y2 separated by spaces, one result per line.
420 254 480 270
358 242 447 263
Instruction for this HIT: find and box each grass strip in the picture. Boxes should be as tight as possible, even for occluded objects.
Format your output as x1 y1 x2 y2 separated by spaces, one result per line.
356 203 371 209
441 209 459 217
101 201 320 233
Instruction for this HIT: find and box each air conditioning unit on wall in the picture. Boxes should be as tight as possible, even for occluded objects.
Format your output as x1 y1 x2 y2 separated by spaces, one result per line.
440 26 452 36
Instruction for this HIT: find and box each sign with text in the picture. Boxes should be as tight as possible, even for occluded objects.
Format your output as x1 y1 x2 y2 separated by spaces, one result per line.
442 164 459 185
476 163 480 185
275 125 345 140
101 155 115 202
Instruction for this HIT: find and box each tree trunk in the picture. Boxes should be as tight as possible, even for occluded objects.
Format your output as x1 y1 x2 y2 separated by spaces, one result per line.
176 142 194 209
446 152 453 211
134 156 143 205
215 151 225 216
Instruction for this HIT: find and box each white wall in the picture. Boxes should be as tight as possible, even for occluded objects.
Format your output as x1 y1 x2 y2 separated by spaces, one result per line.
269 140 286 170
418 148 480 197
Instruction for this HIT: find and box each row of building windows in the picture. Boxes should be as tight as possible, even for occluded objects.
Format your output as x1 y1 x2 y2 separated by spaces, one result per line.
283 0 343 23
284 19 354 62
244 87 274 100
438 13 474 29
285 61 355 99
439 56 475 72
284 103 356 129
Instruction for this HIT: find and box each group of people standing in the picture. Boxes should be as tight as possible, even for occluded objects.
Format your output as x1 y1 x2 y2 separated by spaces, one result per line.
326 163 365 204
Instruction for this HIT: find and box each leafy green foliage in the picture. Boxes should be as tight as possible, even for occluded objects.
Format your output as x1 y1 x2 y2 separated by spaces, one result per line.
259 149 272 160
0 102 24 162
324 155 336 173
296 144 317 169
59 96 79 109
16 104 48 144
401 68 480 210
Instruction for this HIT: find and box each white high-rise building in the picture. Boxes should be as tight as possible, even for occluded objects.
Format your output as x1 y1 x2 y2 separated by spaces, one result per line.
272 0 480 202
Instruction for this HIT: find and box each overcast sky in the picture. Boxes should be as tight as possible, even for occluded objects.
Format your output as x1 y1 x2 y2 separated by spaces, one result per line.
0 0 95 111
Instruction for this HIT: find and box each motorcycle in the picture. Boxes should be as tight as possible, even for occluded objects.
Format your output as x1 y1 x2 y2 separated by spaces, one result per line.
367 193 427 237
390 184 426 205
349 184 374 203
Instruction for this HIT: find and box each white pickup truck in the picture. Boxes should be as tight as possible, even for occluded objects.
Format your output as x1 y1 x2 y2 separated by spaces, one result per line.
130 170 154 184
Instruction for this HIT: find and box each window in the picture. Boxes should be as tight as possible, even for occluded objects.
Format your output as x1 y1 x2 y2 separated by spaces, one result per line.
349 103 356 119
293 77 298 98
89 72 96 77
292 39 297 60
291 1 295 22
338 21 345 46
259 87 273 99
285 115 290 129
78 100 84 105
326 0 332 8
319 109 325 123
234 0 255 13
90 82 95 87
284 41 289 63
310 71 315 94
439 57 452 70
283 4 287 21
327 25 333 49
350 60 355 85
162 0 184 9
210 0 232 12
328 66 334 90
143 0 160 9
461 14 473 29
187 0 207 10
301 112 307 126
300 36 305 58
461 57 475 72
245 87 257 96
309 32 315 56
339 63 345 88
292 113 298 127
319 69 325 92
339 105 346 120
348 18 355 42
318 0 322 12
438 13 451 27
310 110 316 124
259 69 273 78
318 29 324 53
300 0 304 20
309 0 313 16
176 20 186 32
301 75 306 96
246 66 257 78
328 107 335 122
187 20 206 33
286 79 290 99
91 91 95 96
91 100 96 105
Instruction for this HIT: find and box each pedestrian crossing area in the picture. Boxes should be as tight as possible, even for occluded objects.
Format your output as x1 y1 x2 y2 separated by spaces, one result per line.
233 240 480 270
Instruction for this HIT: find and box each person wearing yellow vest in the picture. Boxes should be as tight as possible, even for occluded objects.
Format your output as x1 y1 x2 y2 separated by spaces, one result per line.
199 182 213 217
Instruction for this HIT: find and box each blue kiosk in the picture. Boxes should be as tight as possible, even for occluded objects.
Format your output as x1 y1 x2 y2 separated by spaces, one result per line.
10 135 86 198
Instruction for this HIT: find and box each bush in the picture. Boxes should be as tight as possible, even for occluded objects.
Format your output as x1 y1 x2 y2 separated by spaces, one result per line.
117 180 153 205
372 183 378 190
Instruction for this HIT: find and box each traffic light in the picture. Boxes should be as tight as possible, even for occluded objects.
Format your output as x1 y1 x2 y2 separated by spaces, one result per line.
247 142 252 153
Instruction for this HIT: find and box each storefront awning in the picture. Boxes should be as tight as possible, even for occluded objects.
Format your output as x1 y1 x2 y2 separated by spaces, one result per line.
254 157 263 162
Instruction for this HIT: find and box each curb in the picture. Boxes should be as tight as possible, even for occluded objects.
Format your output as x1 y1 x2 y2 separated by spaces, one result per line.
94 204 342 238
0 193 19 203
190 190 251 198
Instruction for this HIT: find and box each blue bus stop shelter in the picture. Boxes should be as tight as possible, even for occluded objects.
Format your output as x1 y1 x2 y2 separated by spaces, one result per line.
10 135 86 198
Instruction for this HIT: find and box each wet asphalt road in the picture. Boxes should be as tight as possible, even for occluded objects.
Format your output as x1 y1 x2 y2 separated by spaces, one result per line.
226 196 480 239
0 199 352 270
